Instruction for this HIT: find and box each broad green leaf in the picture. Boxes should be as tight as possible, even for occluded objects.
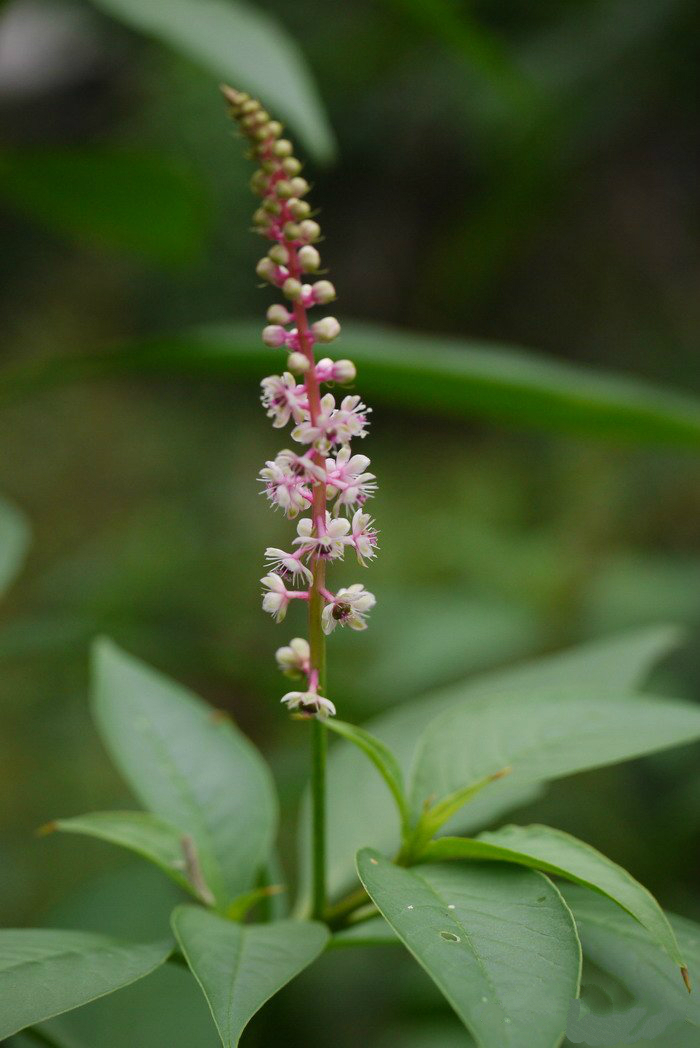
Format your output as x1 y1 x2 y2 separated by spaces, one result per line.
561 885 700 1027
0 149 206 264
171 906 328 1047
300 627 680 902
49 811 214 903
87 0 335 162
0 929 171 1039
325 719 411 830
92 639 277 905
422 824 683 970
410 689 700 817
26 322 700 446
0 494 30 599
357 849 581 1047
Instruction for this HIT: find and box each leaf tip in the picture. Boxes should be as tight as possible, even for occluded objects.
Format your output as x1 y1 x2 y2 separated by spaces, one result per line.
490 765 513 781
36 819 57 837
681 965 692 993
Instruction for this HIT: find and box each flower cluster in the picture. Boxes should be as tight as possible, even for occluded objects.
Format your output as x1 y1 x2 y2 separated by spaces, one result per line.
223 85 377 720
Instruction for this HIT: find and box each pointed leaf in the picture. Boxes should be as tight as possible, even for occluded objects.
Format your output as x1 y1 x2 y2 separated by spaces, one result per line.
91 639 277 904
87 0 335 162
301 627 680 900
357 849 581 1047
562 885 700 1027
423 824 683 969
0 930 171 1039
49 811 215 903
410 690 700 816
325 718 410 830
171 906 328 1047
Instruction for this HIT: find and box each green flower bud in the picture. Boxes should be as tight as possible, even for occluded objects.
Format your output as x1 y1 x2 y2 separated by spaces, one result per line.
275 180 294 199
288 198 311 220
267 303 291 324
283 221 302 241
282 157 302 176
252 207 269 226
268 243 289 265
333 359 356 384
312 316 341 342
289 177 309 197
273 139 293 158
298 245 321 272
287 352 310 373
240 99 259 115
263 197 282 215
299 219 321 243
267 120 283 138
282 277 303 301
312 280 336 304
261 159 277 175
256 257 277 283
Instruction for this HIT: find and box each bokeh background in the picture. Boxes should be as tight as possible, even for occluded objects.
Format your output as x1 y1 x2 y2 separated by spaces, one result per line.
1 0 700 1044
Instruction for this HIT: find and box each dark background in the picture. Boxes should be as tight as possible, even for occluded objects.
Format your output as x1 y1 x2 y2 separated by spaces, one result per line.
0 0 699 1044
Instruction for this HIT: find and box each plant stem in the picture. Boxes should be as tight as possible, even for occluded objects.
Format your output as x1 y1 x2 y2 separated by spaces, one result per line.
310 717 327 919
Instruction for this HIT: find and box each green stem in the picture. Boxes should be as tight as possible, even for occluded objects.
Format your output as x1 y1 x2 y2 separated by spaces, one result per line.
310 717 327 920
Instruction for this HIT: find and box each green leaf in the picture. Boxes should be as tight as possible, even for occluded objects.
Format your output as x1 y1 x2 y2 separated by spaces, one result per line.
91 639 278 905
0 930 171 1039
28 321 700 446
300 626 681 901
410 689 700 818
325 719 411 831
357 849 581 1047
171 906 328 1047
0 149 206 264
422 824 683 970
0 494 30 599
48 811 215 903
562 885 700 1027
87 0 335 162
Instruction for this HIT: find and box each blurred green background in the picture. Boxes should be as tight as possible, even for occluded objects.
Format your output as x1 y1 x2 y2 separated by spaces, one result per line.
1 0 700 1044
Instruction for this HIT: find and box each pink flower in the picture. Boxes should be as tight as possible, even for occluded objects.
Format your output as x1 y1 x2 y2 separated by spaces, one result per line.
322 584 376 634
260 373 308 427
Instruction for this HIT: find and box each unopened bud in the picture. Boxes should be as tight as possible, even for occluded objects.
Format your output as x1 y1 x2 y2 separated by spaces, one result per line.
283 221 301 241
268 243 289 265
254 124 272 142
252 207 269 226
312 280 336 304
312 317 341 343
262 325 287 348
273 139 293 158
267 120 283 138
249 170 267 195
254 109 269 125
263 197 281 215
289 177 309 197
299 219 321 243
267 304 291 324
282 157 301 176
282 277 303 301
275 180 294 199
261 159 277 175
256 257 277 283
240 99 259 115
333 359 356 383
288 199 311 220
298 245 321 272
287 352 310 373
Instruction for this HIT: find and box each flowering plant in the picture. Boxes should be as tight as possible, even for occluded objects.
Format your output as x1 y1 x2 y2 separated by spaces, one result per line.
3 89 700 1048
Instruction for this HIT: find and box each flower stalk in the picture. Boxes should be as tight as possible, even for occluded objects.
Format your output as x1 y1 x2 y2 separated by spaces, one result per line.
222 85 379 919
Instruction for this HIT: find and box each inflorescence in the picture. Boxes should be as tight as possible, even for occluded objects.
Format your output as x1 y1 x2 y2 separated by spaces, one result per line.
222 85 377 721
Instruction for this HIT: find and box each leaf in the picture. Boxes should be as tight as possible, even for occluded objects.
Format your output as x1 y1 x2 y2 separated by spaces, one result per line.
299 626 681 901
357 849 581 1047
561 885 700 1028
171 906 328 1047
91 639 278 905
410 689 700 818
87 0 335 162
0 929 171 1039
26 322 700 446
0 149 206 264
48 811 214 903
422 824 683 970
325 719 411 831
0 494 30 599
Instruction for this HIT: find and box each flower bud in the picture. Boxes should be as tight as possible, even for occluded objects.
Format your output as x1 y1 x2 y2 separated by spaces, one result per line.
261 159 277 175
287 352 310 373
263 197 281 215
283 221 301 241
282 157 301 176
262 325 287 348
275 180 294 199
288 198 311 220
273 139 293 158
298 245 321 273
312 280 336 304
254 109 269 125
252 207 269 227
312 317 341 343
249 170 267 195
267 304 291 324
290 177 309 197
267 120 283 138
240 98 259 115
298 219 321 243
256 257 277 283
268 243 289 265
333 359 356 384
282 277 303 301
254 124 272 142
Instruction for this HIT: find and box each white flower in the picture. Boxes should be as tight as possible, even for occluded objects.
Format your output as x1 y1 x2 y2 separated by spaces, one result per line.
264 548 313 584
349 510 378 565
260 372 308 428
326 447 376 511
275 637 310 678
322 584 376 634
261 574 291 622
259 450 317 518
281 689 336 718
291 393 370 448
293 513 350 560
